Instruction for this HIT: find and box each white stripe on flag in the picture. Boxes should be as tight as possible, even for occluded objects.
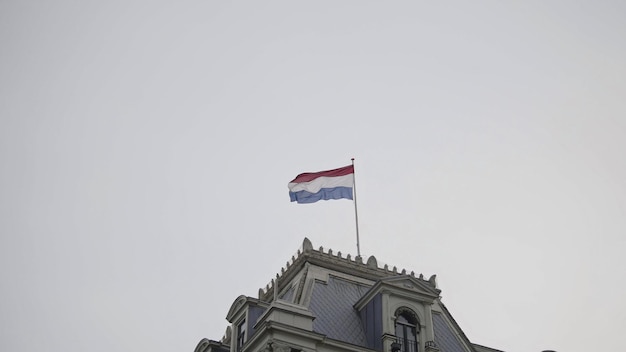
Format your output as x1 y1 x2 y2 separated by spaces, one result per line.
288 174 354 194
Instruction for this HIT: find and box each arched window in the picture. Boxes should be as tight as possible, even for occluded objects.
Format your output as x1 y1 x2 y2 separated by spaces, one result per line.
394 309 419 352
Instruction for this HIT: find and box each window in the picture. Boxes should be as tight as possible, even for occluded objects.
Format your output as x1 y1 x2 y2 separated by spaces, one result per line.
394 310 419 352
236 320 246 352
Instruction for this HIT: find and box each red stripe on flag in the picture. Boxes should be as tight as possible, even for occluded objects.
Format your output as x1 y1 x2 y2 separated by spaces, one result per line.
289 165 354 184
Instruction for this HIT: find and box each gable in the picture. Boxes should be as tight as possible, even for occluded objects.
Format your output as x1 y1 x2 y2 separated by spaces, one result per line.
226 295 248 323
355 275 440 311
378 275 440 296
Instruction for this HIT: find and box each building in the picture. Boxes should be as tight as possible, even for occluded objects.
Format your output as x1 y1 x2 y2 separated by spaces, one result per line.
194 238 504 352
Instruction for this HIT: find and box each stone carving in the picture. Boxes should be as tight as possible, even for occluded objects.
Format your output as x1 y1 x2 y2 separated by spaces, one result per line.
367 255 378 268
302 237 313 252
223 326 231 343
428 275 437 287
264 342 292 352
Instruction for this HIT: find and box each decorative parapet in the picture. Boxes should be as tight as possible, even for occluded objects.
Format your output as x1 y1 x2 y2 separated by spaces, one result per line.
258 237 439 302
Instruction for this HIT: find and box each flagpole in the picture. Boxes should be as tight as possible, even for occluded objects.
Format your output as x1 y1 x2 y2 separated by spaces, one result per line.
351 158 361 258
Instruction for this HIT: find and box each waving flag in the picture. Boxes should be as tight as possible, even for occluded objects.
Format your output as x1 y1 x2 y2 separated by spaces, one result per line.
288 165 354 204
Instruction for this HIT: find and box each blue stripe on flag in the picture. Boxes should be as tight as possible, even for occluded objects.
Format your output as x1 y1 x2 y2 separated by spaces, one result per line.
289 187 353 204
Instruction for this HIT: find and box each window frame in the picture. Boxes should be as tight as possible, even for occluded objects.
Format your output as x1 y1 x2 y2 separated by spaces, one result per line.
236 319 246 352
394 308 419 352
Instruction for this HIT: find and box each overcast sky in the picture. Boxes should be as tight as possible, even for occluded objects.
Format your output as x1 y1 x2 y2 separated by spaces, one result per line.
1 2 625 352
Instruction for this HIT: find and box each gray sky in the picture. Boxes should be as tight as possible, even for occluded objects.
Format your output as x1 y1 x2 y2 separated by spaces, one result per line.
1 1 625 352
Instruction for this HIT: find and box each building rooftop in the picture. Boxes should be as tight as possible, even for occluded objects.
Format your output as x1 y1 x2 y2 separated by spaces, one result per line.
196 238 504 352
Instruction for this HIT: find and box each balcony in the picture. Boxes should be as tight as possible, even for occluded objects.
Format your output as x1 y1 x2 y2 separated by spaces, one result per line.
391 338 418 352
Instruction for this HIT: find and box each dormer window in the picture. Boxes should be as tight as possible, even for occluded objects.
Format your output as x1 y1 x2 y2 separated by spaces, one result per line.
395 309 419 352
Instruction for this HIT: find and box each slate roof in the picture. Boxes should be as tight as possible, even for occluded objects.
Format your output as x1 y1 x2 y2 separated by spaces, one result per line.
305 274 472 352
433 312 467 352
308 276 369 347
